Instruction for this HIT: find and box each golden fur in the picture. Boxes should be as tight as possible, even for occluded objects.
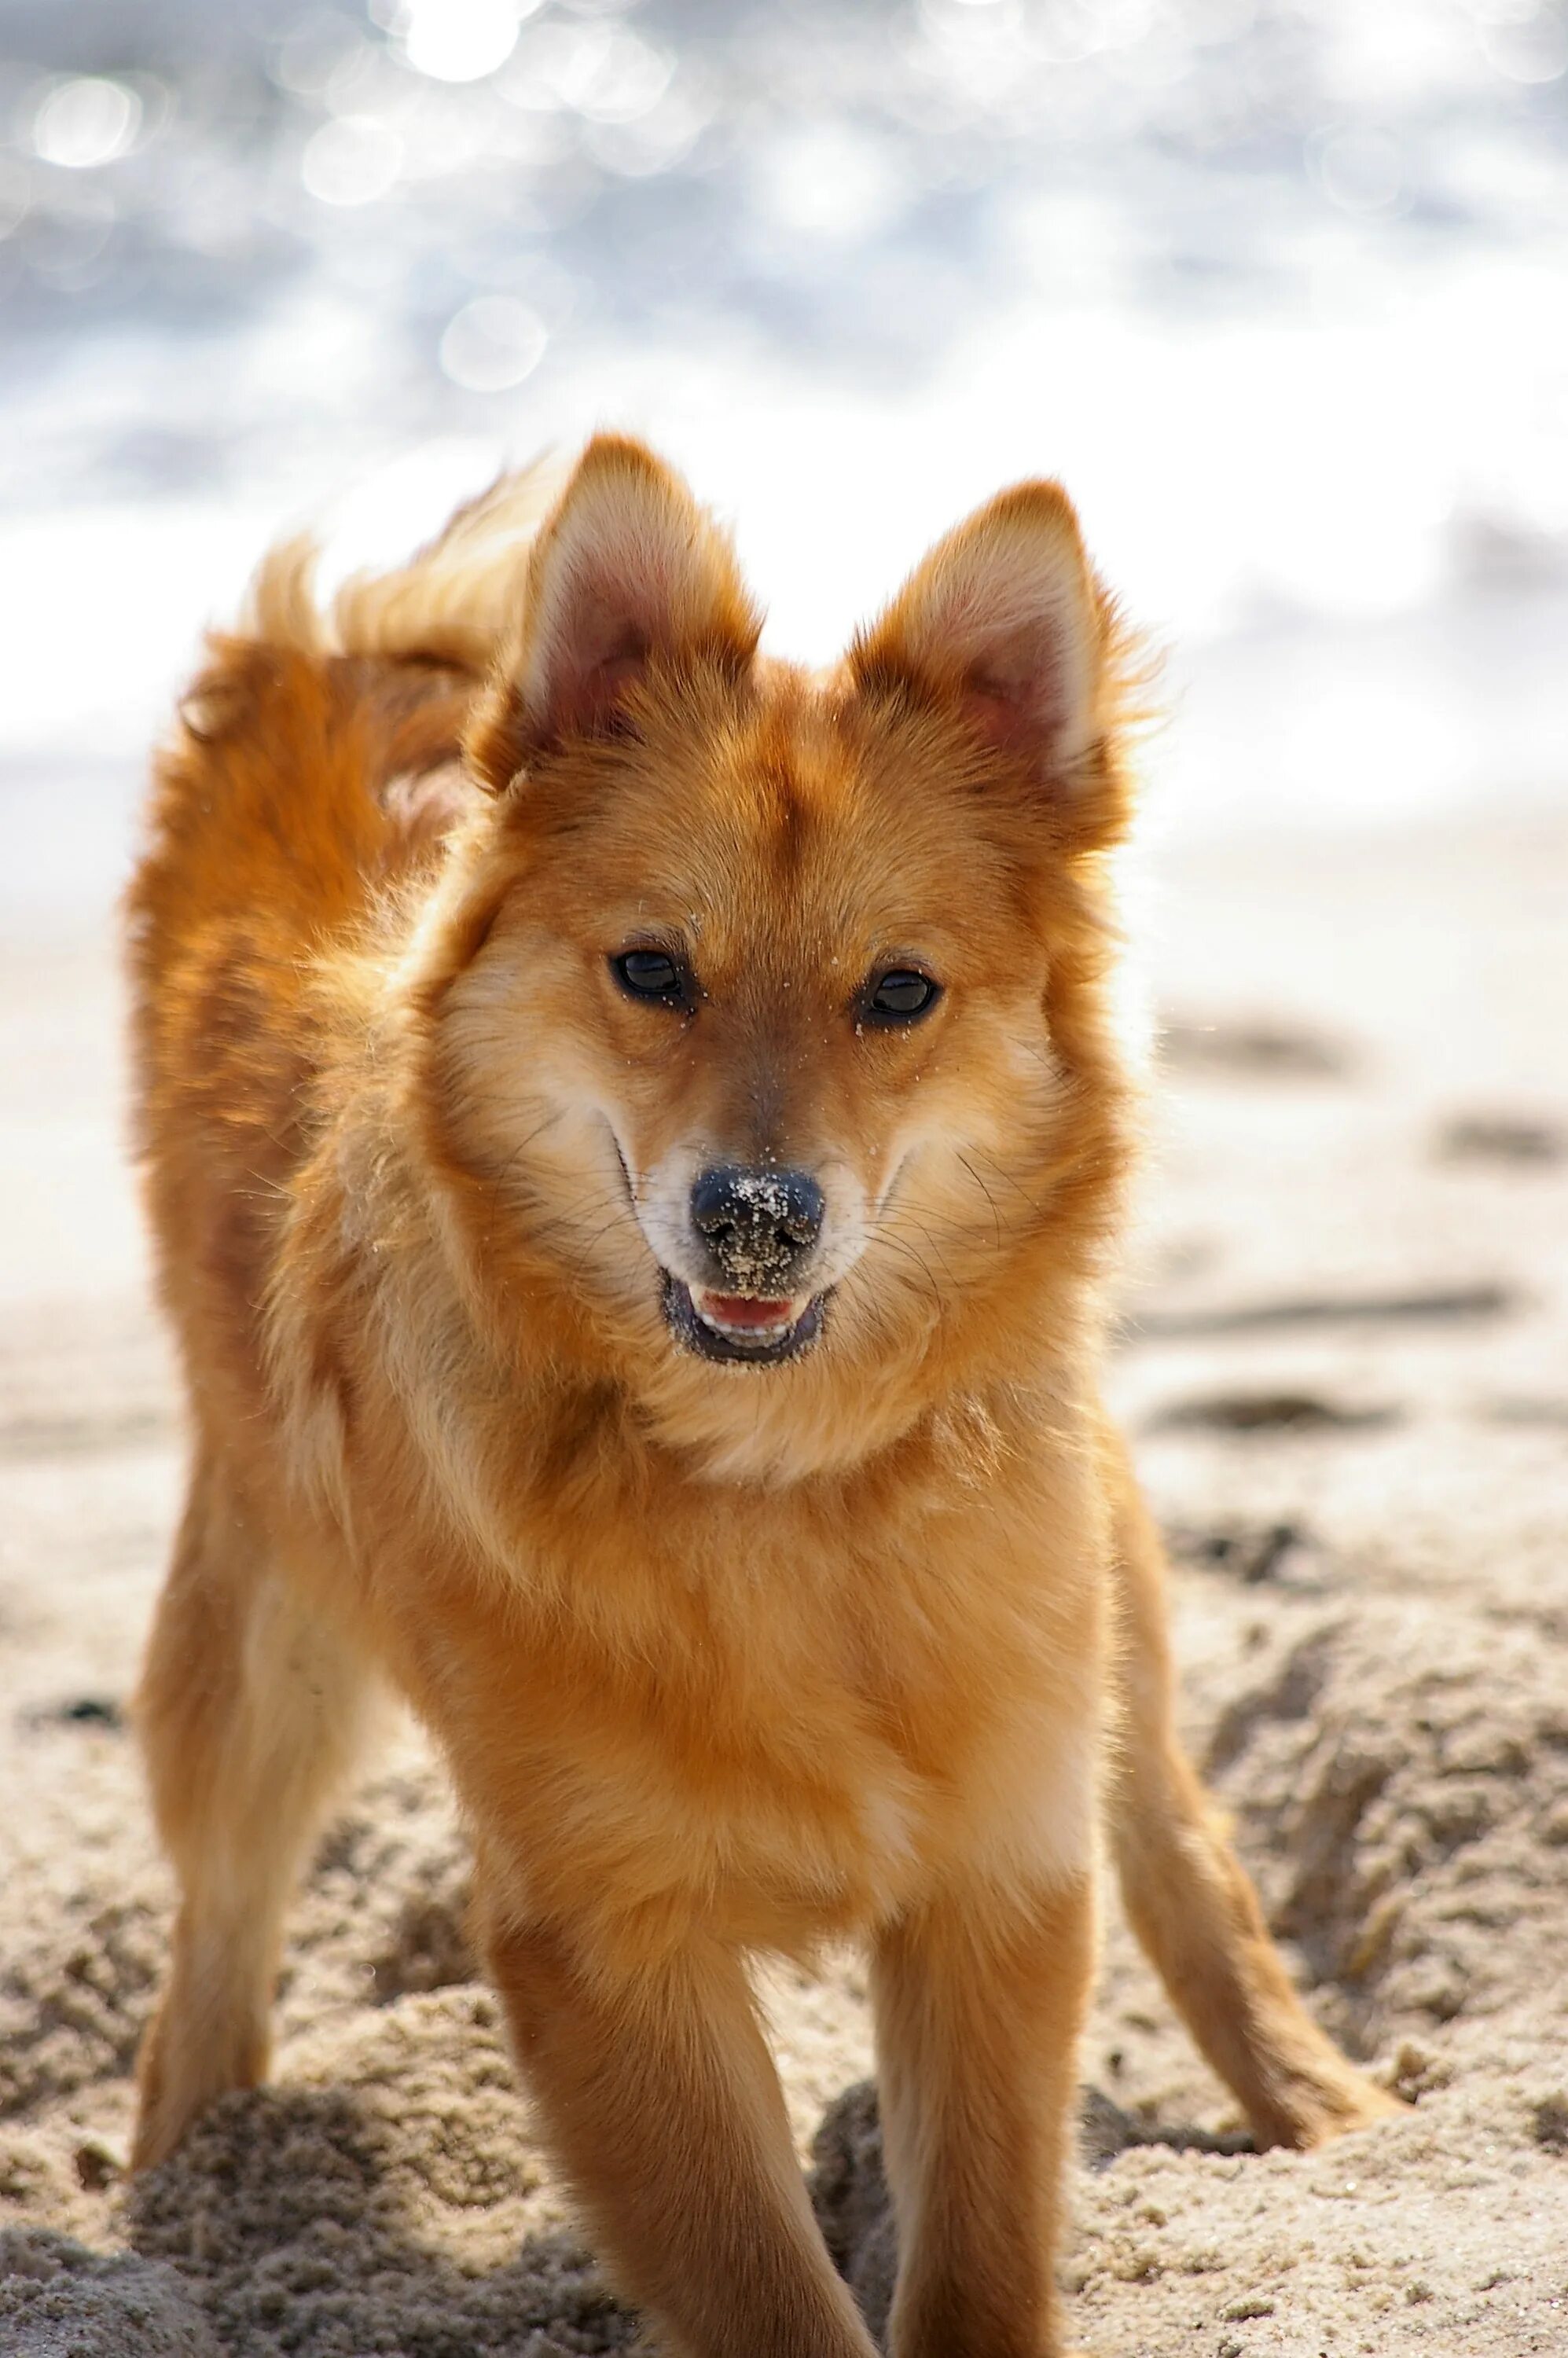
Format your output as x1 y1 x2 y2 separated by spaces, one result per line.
126 436 1395 2358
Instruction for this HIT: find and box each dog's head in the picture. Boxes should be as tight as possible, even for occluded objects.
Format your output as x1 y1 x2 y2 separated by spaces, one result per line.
411 437 1140 1480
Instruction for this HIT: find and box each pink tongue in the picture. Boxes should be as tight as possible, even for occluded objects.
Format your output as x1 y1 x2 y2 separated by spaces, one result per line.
700 1292 795 1328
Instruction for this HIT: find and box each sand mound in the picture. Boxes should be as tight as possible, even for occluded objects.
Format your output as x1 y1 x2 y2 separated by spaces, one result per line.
0 2233 218 2357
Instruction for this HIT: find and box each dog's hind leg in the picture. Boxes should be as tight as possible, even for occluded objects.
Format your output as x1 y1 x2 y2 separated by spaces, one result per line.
130 1449 376 2171
1102 1425 1400 2148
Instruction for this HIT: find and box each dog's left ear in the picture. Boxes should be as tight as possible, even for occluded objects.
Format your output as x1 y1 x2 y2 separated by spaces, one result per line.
468 434 762 790
847 481 1108 790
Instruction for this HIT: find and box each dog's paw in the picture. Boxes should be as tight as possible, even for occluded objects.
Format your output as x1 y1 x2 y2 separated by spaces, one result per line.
1256 2065 1405 2151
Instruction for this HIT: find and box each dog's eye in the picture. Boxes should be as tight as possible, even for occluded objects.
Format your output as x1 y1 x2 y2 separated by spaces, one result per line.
613 949 685 1003
867 969 940 1022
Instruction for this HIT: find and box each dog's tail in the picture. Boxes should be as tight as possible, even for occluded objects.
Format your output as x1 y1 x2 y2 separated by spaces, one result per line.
242 457 567 678
129 472 570 1243
130 468 567 1034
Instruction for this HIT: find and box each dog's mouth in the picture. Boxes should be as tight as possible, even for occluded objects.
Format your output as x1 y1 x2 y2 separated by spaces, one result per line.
662 1275 826 1367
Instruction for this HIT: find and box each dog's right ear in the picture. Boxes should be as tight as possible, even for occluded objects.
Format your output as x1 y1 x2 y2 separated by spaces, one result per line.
466 435 762 791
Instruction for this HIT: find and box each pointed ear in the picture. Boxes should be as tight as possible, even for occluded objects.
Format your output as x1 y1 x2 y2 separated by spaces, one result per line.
467 435 762 791
847 481 1107 785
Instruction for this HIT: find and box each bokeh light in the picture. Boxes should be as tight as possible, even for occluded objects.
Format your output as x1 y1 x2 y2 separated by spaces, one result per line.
31 76 142 169
399 0 534 86
439 292 548 388
301 115 405 205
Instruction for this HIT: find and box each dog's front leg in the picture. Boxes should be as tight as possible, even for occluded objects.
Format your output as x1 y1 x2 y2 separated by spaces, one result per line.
479 1897 879 2358
871 1872 1096 2358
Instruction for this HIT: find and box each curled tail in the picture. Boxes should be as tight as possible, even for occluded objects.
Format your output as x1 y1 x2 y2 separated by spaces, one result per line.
136 459 562 943
127 462 560 1250
244 457 566 675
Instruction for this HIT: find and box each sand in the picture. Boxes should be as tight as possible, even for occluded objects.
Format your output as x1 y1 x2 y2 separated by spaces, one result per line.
2 806 1566 2355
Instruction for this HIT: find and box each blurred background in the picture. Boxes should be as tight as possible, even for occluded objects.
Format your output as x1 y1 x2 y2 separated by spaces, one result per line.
2 0 1566 935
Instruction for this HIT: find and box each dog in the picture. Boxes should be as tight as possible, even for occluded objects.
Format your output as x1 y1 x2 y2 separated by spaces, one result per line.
126 435 1395 2357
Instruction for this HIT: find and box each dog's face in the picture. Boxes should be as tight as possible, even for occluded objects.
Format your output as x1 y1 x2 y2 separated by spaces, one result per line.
419 439 1133 1478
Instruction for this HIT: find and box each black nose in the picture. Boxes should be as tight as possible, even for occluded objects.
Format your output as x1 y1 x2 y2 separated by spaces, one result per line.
689 1165 824 1292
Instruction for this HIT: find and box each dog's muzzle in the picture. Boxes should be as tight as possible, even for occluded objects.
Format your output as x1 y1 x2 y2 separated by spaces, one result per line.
689 1164 823 1291
656 1162 828 1364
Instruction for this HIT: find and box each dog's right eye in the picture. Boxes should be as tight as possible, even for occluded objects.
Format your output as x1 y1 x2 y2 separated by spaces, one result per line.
612 949 685 1003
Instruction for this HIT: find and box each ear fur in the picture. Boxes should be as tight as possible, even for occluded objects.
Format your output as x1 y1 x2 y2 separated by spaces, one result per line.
467 435 762 791
848 481 1107 783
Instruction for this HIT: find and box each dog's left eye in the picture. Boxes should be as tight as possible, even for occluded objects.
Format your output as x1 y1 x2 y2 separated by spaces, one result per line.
867 969 940 1021
613 949 685 1002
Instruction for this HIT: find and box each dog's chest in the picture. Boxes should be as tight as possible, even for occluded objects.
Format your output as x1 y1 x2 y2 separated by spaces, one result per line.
726 1589 1096 1934
486 1491 1103 1946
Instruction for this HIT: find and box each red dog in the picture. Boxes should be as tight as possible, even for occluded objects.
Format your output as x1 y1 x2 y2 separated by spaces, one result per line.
127 437 1394 2357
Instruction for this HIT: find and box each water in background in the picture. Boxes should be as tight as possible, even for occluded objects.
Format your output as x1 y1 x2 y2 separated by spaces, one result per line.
2 0 1566 928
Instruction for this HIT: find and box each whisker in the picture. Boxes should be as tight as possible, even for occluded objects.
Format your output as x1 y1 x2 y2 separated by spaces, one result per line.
865 1230 946 1321
957 1152 1004 1251
963 1143 1045 1217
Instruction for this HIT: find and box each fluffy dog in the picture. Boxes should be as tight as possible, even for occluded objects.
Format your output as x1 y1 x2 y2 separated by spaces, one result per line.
126 436 1394 2357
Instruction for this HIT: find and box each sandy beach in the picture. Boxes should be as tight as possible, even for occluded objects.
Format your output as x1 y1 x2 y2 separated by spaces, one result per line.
2 792 1564 2354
